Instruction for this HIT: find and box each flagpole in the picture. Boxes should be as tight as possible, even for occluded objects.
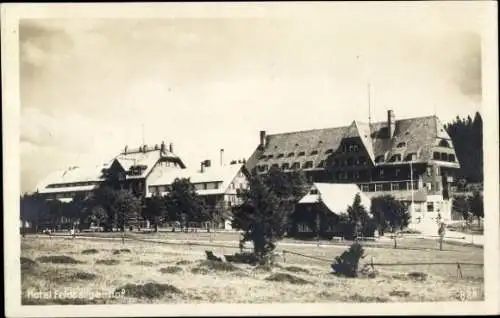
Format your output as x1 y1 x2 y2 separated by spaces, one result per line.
410 160 415 228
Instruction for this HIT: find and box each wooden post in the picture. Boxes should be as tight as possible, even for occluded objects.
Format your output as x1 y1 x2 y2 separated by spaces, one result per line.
439 235 443 251
393 235 397 249
456 261 463 279
283 250 286 263
122 230 125 245
371 256 375 271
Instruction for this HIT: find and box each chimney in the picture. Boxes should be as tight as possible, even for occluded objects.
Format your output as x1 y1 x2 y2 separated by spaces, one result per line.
160 141 166 153
387 109 396 139
204 159 211 168
220 149 224 166
169 143 173 153
154 144 159 150
124 145 128 154
259 130 267 149
200 161 205 173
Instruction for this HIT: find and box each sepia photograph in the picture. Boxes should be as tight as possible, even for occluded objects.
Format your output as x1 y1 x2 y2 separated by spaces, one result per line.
2 1 499 317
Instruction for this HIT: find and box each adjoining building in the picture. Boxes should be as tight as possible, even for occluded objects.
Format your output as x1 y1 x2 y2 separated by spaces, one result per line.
36 141 187 201
245 110 460 225
147 161 249 230
291 183 372 238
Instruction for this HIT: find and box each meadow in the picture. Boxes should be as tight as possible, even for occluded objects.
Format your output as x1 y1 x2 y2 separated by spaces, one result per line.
20 234 484 304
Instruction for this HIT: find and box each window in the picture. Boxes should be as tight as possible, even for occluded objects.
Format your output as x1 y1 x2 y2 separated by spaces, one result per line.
427 202 434 212
375 155 385 163
325 149 333 154
303 161 313 169
267 154 274 159
390 154 401 162
440 153 448 161
438 139 450 148
395 168 401 177
291 162 300 170
310 189 319 195
392 183 400 191
375 184 383 192
427 167 432 177
311 150 318 155
426 182 432 190
277 153 284 158
361 185 369 192
271 164 279 170
298 151 305 156
397 142 406 148
433 152 440 160
317 160 325 168
435 167 440 176
287 152 295 157
282 163 290 170
405 153 417 161
258 165 268 172
379 169 384 177
448 154 456 162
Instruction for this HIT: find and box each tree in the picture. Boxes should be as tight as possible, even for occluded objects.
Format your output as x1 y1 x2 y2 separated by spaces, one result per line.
370 195 410 235
452 195 470 222
468 191 483 225
346 193 374 239
232 174 287 263
164 178 208 228
114 190 142 231
445 112 483 183
143 196 167 232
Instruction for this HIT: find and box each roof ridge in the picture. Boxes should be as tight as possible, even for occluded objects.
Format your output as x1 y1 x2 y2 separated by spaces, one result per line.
267 115 438 137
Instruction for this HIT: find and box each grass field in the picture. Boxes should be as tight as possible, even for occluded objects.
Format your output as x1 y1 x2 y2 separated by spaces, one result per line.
20 235 484 304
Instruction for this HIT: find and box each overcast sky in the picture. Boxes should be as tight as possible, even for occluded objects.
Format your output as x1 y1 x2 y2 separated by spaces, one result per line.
19 4 484 193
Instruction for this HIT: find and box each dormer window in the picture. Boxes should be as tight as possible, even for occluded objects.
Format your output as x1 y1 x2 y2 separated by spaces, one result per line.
282 163 290 170
287 152 295 157
271 164 279 170
375 155 385 163
298 151 305 156
303 161 313 169
277 153 284 158
267 154 274 159
405 153 417 161
448 154 456 162
390 154 402 162
259 155 266 160
258 165 268 172
311 150 318 155
397 142 406 148
433 152 440 160
310 189 319 195
439 139 451 148
325 149 333 154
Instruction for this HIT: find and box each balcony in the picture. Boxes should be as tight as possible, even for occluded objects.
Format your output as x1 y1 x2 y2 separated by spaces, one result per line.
357 179 430 201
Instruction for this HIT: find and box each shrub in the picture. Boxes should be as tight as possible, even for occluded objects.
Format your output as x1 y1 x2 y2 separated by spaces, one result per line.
95 259 120 265
20 257 38 270
197 260 239 272
265 273 311 285
36 255 83 264
389 290 410 297
120 248 131 253
135 261 154 266
331 243 365 277
176 260 192 266
116 283 182 299
159 266 182 274
283 266 310 274
407 271 428 281
82 249 99 255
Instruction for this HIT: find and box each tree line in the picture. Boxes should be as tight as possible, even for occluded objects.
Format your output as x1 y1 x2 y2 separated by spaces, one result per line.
444 111 483 185
20 178 210 232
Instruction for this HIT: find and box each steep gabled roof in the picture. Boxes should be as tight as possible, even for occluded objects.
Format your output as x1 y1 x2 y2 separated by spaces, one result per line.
36 164 108 194
148 164 246 196
247 114 460 172
298 183 372 215
113 148 186 179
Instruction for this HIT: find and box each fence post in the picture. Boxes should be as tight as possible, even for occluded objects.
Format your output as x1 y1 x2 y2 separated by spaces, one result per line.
283 250 286 263
439 234 443 251
122 230 125 245
393 235 397 249
456 261 463 279
371 257 375 272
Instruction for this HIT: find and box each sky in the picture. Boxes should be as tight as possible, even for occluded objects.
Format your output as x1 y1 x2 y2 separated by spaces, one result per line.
19 4 484 193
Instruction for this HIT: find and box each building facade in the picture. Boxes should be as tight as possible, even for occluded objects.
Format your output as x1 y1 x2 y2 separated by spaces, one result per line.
36 141 187 201
147 161 249 229
245 110 460 224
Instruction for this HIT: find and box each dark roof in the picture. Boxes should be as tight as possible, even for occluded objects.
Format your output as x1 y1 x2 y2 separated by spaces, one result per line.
246 115 460 172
